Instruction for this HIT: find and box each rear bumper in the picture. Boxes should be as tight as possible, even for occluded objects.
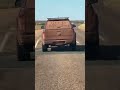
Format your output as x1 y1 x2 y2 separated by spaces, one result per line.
44 39 73 45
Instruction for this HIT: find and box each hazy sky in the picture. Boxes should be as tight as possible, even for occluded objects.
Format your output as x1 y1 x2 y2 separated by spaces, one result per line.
35 0 85 20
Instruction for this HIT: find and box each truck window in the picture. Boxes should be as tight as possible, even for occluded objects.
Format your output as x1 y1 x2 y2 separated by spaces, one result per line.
45 20 72 29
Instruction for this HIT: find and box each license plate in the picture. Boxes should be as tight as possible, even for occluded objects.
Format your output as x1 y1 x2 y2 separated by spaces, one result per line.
56 41 65 45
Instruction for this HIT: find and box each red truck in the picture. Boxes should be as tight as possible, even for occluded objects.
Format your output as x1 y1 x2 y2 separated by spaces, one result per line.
16 0 34 61
41 17 76 51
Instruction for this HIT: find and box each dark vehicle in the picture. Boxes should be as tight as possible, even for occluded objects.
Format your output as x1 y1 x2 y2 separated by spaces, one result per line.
85 0 99 59
41 17 76 51
16 0 34 61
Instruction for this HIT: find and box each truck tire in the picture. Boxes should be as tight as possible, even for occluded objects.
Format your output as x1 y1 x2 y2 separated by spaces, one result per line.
70 42 76 51
42 44 48 52
17 43 31 61
70 35 76 51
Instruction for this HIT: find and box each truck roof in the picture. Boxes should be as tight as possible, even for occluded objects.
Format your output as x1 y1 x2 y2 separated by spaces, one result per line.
47 17 69 21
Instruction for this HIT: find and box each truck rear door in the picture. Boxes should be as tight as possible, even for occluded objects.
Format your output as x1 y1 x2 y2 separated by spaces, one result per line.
44 20 74 40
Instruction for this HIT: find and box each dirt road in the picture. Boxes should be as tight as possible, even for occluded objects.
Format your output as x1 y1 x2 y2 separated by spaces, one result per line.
35 29 85 90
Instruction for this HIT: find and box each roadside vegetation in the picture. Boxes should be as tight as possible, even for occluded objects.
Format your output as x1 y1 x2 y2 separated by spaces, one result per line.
78 23 85 31
35 22 45 30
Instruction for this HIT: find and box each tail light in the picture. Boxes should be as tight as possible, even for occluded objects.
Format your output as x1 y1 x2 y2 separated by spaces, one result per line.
42 31 45 40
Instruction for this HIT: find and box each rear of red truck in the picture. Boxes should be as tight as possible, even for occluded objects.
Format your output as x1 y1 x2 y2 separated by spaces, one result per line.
42 18 76 51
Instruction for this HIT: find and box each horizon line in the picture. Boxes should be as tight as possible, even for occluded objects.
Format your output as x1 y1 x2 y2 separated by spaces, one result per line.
35 19 85 21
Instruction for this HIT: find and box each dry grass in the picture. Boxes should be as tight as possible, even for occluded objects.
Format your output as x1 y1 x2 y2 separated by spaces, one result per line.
78 24 85 31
